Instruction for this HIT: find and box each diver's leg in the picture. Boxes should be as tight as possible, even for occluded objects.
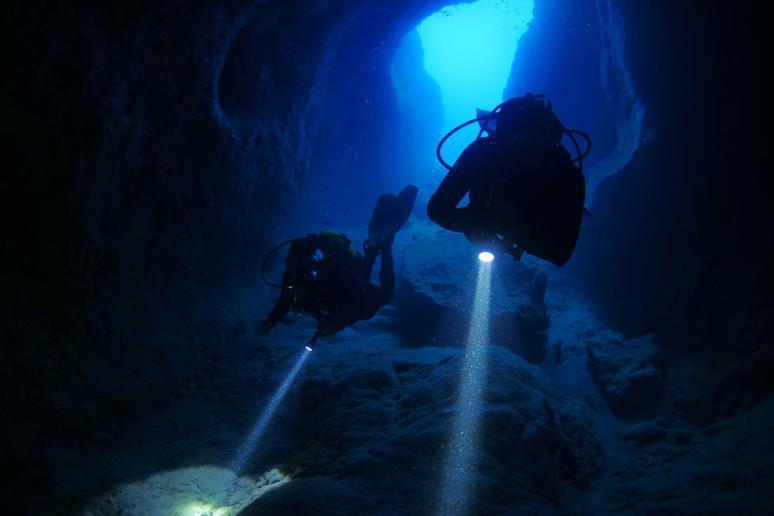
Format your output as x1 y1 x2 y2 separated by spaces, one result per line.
361 245 395 320
367 194 399 250
361 246 379 283
377 244 395 302
360 186 414 318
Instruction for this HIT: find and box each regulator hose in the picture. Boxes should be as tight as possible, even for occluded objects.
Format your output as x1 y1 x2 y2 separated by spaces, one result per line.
564 128 592 172
435 99 592 172
435 115 496 170
260 238 300 288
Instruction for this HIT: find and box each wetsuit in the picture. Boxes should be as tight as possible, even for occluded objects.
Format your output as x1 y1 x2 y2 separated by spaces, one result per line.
427 135 585 266
262 237 394 337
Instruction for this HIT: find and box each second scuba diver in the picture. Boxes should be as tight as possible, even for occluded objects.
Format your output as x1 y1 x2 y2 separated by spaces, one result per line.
259 185 418 346
428 93 590 267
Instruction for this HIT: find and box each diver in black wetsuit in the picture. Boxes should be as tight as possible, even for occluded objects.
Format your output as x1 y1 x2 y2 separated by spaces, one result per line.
259 186 418 344
427 94 589 267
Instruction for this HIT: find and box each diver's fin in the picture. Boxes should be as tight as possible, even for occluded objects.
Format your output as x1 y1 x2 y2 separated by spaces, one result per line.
367 185 418 250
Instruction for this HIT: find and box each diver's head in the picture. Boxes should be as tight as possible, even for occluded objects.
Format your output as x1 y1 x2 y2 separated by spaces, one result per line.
494 94 564 145
285 238 324 285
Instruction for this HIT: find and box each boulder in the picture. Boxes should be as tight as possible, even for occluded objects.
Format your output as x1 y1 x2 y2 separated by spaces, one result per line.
585 331 663 415
666 349 774 426
620 421 669 446
595 401 774 515
393 221 550 362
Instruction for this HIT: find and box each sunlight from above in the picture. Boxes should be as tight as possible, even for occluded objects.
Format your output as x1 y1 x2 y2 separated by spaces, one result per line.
418 0 534 163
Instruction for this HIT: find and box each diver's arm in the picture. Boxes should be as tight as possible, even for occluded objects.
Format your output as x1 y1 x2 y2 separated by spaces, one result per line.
259 288 290 333
427 140 486 233
427 170 470 232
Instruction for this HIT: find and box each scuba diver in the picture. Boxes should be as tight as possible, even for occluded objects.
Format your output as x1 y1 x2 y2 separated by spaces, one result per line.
427 93 590 267
258 185 418 346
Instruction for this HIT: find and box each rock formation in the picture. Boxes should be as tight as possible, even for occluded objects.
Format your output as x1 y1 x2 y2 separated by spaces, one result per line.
394 221 549 361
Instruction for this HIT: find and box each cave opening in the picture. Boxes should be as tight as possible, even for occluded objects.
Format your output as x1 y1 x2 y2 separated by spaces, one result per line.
415 0 534 163
384 0 644 210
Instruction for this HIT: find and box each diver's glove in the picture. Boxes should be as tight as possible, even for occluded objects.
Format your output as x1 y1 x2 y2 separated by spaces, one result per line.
461 207 501 245
461 206 526 261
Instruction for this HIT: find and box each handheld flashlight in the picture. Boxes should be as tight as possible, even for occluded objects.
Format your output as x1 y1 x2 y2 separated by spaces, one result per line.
478 251 495 263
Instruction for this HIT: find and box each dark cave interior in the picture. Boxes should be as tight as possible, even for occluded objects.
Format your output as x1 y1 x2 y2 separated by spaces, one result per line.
2 0 773 514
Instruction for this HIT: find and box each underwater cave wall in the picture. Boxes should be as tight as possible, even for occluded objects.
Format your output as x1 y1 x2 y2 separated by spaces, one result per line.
291 7 408 227
570 2 773 357
0 0 488 494
0 0 382 474
505 0 644 201
291 1 454 227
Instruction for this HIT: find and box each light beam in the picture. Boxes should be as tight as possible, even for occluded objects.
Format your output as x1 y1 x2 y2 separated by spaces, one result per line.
439 258 493 515
230 348 312 474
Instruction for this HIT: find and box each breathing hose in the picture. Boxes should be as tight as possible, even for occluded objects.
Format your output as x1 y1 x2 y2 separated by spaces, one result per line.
564 128 592 173
435 115 496 170
435 98 592 172
260 238 300 288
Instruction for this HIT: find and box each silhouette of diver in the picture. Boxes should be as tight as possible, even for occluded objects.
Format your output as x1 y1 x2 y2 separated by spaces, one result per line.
259 186 418 345
428 94 590 266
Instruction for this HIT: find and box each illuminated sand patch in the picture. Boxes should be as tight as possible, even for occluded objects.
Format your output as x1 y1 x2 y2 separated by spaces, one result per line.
82 466 289 516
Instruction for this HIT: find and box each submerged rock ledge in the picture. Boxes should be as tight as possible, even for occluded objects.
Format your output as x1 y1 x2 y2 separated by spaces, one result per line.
394 221 549 362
